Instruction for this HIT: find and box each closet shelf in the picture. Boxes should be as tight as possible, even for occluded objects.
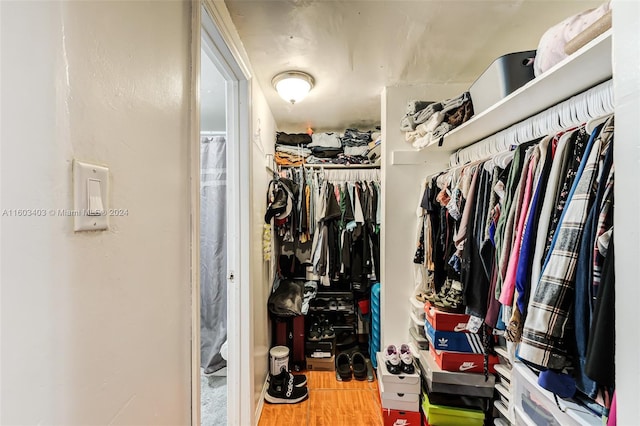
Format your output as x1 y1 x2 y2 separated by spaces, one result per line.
438 29 612 154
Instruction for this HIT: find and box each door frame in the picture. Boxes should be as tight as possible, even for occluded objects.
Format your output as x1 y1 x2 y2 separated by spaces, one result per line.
191 2 253 425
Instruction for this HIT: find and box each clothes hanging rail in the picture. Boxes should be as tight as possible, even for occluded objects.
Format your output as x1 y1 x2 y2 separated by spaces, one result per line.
321 167 380 184
278 165 380 184
279 164 380 169
200 130 226 136
449 79 613 167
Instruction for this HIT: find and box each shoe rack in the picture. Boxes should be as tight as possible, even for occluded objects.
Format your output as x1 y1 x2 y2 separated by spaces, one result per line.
306 291 358 360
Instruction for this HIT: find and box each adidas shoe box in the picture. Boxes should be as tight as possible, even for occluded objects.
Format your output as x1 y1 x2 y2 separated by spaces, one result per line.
424 320 483 354
424 301 471 332
381 408 421 426
418 349 495 398
430 346 499 375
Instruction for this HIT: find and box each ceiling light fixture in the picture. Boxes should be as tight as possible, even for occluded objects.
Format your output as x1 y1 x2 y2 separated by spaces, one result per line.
272 71 314 104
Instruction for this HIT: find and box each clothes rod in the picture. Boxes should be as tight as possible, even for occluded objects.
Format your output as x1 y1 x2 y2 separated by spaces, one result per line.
450 78 613 167
200 131 226 135
279 164 380 169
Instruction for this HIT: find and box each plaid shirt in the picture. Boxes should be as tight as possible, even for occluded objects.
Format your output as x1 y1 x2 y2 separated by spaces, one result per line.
519 119 613 369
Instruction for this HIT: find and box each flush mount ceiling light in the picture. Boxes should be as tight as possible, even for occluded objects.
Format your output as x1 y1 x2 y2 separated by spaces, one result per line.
272 71 315 104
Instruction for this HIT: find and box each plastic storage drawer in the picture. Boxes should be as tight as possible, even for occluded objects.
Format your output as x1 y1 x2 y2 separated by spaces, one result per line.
469 50 536 114
512 363 600 426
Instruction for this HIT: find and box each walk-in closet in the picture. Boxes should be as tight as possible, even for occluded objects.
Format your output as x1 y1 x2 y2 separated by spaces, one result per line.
4 1 638 426
233 1 627 425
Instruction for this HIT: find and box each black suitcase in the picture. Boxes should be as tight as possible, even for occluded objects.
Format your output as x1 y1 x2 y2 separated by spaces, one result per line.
273 315 306 371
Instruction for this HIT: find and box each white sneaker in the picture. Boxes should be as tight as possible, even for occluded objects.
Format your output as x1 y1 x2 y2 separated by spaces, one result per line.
399 344 415 374
384 345 401 374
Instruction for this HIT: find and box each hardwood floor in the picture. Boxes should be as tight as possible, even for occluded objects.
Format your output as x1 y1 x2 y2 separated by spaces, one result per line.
258 371 383 426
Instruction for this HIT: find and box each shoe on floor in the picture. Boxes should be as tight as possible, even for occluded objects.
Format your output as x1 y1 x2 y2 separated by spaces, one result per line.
268 369 307 388
399 344 415 374
351 352 368 380
384 345 401 375
336 352 352 380
265 370 309 404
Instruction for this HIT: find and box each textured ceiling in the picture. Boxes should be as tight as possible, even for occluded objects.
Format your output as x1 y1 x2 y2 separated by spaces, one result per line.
225 0 603 133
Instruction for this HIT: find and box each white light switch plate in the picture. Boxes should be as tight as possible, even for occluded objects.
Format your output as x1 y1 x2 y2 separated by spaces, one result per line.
73 160 109 232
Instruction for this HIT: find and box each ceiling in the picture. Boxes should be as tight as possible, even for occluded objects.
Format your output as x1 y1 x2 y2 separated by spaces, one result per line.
224 0 603 133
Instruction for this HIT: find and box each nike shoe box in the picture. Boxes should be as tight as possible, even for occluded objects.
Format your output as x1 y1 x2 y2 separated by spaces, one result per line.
375 352 421 394
430 346 499 375
424 321 483 354
424 301 471 332
381 408 421 426
421 391 485 426
418 349 495 398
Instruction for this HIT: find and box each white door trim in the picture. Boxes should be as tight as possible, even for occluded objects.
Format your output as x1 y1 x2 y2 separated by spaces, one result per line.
193 2 253 425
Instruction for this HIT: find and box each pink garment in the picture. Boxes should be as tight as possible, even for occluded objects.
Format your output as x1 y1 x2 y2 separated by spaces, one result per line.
499 157 537 306
607 391 616 426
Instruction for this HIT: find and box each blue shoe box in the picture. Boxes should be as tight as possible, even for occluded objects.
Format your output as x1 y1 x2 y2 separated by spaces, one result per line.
424 320 483 354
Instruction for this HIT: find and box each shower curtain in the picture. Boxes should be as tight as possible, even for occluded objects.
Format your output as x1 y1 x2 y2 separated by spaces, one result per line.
200 135 228 374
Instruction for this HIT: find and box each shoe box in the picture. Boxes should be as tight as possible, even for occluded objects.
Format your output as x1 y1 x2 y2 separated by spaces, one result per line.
421 390 485 426
429 345 499 375
381 408 421 426
410 296 426 321
409 327 429 352
376 352 421 412
305 340 333 358
424 320 484 354
424 301 471 332
305 355 335 371
418 349 495 398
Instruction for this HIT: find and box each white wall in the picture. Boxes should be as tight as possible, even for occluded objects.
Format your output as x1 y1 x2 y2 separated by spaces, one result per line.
249 82 277 411
612 0 640 423
380 83 469 348
0 2 192 424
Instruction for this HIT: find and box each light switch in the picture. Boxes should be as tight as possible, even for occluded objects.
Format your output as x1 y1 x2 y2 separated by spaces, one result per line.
73 160 109 231
87 178 104 216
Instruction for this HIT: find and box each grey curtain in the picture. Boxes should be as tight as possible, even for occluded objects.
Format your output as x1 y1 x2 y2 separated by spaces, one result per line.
200 135 228 374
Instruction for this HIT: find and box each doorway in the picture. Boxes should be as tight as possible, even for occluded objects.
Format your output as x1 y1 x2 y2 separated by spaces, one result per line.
193 3 252 426
199 46 228 426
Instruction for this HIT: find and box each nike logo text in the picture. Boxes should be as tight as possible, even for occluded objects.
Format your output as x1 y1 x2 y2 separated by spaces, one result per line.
459 362 477 371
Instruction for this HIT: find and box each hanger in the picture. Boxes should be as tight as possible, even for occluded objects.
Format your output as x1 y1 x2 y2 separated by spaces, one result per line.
586 112 613 134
